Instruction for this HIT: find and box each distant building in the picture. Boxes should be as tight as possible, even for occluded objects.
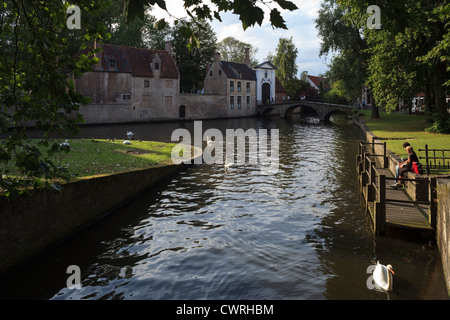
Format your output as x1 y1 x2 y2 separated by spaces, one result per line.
360 85 372 109
306 74 330 95
74 44 287 124
204 50 257 113
204 49 287 109
75 43 180 123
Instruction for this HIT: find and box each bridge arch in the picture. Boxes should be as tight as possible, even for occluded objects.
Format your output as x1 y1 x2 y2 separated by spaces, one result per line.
323 109 351 122
261 106 281 117
284 104 320 118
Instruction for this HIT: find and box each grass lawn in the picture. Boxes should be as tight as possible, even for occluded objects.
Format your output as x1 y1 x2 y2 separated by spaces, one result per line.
0 139 188 195
54 139 178 178
360 110 450 174
0 139 179 181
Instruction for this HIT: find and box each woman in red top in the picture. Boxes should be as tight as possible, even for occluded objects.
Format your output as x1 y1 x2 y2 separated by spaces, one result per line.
392 146 419 188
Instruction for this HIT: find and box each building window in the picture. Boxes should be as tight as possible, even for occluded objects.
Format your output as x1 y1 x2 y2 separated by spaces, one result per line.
210 71 213 76
155 62 159 70
144 80 149 88
237 96 242 109
230 96 234 109
179 105 186 118
219 70 222 76
165 80 173 88
230 81 234 92
122 94 131 101
237 81 241 92
246 82 250 92
247 96 251 108
165 96 172 107
109 59 116 68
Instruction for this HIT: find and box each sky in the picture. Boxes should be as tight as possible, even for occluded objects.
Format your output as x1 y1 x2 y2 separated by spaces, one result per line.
152 0 329 77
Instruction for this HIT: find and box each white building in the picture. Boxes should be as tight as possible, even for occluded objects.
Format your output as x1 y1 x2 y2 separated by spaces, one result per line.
254 61 277 104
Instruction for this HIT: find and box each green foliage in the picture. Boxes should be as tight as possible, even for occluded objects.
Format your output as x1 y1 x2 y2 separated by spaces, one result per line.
216 37 259 65
318 0 449 123
171 19 217 92
283 78 310 100
0 0 108 198
316 0 368 104
127 0 298 49
425 114 450 134
272 37 298 89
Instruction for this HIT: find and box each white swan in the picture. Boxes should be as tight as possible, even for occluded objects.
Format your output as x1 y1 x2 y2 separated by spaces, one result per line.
123 140 131 145
126 131 135 140
59 139 71 149
224 156 237 172
373 261 394 291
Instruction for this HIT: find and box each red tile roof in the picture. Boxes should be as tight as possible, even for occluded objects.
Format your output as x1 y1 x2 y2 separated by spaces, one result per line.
307 75 330 91
219 61 256 81
83 44 179 79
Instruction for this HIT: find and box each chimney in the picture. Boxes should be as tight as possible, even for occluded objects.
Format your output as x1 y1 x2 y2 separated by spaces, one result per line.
244 47 251 66
165 41 173 56
214 52 221 63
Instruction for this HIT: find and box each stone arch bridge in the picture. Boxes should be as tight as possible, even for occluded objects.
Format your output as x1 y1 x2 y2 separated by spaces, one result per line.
257 99 354 121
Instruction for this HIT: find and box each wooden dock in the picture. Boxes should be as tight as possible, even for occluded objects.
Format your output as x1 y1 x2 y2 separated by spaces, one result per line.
357 141 436 236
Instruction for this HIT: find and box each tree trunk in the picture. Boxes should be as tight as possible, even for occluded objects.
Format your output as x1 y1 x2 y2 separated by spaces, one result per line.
433 61 448 121
424 83 433 122
371 101 379 119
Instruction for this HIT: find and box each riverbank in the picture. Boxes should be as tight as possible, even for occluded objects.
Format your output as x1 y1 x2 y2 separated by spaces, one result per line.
0 140 202 277
359 110 449 175
354 114 450 297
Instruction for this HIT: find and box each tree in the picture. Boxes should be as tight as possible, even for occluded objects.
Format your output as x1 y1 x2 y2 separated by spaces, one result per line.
216 37 258 65
0 1 108 198
0 0 299 198
171 19 217 92
272 37 298 82
315 0 375 116
127 0 299 33
337 0 449 130
325 52 366 103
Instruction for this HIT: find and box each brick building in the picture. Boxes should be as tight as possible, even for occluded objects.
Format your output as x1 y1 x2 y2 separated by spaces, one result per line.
75 43 180 123
75 44 286 123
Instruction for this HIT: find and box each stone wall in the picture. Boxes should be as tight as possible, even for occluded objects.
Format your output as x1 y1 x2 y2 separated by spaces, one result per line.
0 163 187 277
354 115 450 295
78 92 259 125
179 93 258 120
436 178 450 294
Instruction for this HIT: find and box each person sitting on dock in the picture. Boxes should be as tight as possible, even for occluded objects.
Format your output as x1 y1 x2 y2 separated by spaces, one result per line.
391 145 419 188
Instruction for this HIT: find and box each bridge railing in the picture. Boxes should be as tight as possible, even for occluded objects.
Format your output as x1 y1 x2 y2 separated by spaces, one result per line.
257 95 351 106
303 95 350 105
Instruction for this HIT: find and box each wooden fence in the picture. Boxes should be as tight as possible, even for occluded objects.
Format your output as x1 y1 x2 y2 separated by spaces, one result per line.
418 144 450 175
357 141 437 235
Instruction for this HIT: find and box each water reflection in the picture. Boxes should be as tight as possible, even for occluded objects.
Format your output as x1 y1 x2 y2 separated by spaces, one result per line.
0 115 447 300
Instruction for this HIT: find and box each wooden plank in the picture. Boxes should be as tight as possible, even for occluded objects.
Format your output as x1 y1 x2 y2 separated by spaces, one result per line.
381 169 433 231
358 148 433 235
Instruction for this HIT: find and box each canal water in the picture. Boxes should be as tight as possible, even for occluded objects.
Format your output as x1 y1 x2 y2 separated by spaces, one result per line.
0 115 447 300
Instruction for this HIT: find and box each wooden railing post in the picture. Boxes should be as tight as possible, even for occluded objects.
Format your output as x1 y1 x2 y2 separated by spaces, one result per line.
429 177 437 229
367 159 376 202
375 174 386 235
425 144 430 175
